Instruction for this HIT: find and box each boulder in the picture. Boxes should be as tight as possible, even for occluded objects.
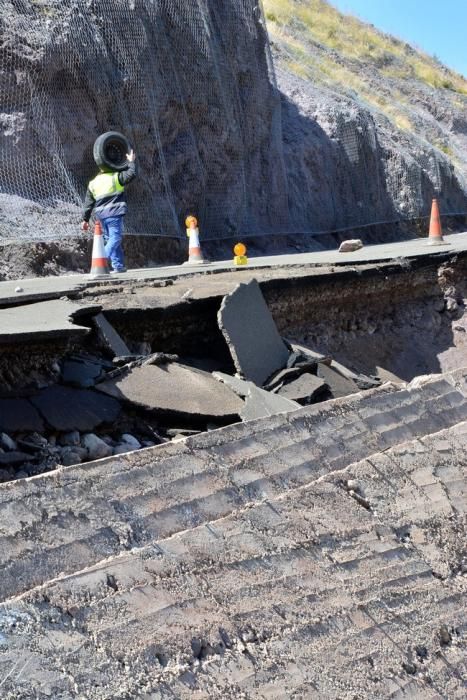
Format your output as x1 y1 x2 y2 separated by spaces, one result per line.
338 239 363 253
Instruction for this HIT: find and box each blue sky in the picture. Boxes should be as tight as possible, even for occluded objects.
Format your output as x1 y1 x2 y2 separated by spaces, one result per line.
330 0 467 77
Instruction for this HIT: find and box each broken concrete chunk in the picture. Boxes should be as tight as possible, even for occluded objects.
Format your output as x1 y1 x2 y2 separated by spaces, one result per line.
277 373 327 404
287 341 332 365
339 239 363 253
97 363 243 422
264 361 318 391
212 371 254 398
30 387 121 432
241 385 299 422
316 364 359 398
218 279 289 386
93 312 131 357
0 399 44 433
0 299 91 344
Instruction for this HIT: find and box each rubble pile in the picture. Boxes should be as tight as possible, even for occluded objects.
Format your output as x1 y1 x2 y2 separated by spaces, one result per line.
0 278 383 482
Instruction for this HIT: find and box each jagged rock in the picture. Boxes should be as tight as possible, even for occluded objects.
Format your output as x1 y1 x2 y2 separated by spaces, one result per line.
81 434 113 461
218 280 289 386
0 433 17 451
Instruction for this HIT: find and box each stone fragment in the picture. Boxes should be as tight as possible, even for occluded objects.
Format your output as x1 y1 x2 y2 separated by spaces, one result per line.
60 447 87 466
277 373 327 404
0 399 44 433
339 239 363 253
316 364 359 398
59 431 81 447
81 434 113 461
0 433 17 451
93 312 131 357
241 385 299 422
218 279 289 386
97 363 243 421
30 387 121 432
120 434 141 449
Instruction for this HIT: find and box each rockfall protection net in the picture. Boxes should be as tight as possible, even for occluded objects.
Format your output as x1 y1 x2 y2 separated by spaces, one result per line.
0 0 466 245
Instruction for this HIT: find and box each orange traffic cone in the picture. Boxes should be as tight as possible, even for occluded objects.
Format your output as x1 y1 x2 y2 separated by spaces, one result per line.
90 221 110 277
185 215 205 264
427 198 449 246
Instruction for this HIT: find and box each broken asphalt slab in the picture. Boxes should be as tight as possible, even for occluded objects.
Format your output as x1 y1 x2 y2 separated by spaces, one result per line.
97 362 244 422
0 299 96 344
0 398 45 433
317 364 359 398
276 373 328 404
93 312 131 357
30 386 121 432
241 385 300 421
218 279 289 386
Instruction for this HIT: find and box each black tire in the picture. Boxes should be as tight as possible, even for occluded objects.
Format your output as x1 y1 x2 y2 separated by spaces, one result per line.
93 131 131 172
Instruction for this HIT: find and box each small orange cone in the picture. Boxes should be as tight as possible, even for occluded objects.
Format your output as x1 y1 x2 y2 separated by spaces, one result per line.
90 220 110 277
427 198 449 246
185 215 205 264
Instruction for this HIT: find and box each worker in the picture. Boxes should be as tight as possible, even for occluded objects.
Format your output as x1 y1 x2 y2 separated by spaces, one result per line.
81 149 137 273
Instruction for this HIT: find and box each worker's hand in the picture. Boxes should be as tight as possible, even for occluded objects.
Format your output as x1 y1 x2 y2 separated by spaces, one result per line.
81 221 89 232
127 149 136 163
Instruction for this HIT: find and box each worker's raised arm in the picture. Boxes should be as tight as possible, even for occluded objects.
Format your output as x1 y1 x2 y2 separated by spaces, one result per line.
118 150 137 186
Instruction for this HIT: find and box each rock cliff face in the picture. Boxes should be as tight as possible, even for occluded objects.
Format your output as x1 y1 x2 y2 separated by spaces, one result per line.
0 0 287 241
0 0 466 263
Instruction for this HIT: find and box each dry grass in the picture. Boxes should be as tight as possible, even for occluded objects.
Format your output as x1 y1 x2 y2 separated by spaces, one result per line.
263 0 467 95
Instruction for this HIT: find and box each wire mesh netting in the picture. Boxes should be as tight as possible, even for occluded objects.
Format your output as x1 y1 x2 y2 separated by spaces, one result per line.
0 0 466 246
0 0 288 242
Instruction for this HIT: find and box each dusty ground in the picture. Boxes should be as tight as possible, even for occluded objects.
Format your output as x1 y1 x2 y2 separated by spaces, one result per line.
0 371 466 698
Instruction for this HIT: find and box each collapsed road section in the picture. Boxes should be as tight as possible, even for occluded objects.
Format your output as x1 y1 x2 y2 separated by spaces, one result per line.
0 252 466 698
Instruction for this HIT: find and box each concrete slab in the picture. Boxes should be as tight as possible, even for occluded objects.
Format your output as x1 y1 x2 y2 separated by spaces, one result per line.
317 364 360 398
93 312 131 357
0 398 44 433
218 279 289 385
97 363 244 422
30 386 121 432
277 373 327 404
0 299 91 344
241 385 300 421
264 361 318 390
212 371 254 397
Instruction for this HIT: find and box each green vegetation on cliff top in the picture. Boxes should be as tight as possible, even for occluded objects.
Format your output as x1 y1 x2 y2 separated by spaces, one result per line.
263 0 467 97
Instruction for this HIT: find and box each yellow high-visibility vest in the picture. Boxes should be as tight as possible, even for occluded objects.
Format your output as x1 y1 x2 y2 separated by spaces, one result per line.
89 172 124 200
